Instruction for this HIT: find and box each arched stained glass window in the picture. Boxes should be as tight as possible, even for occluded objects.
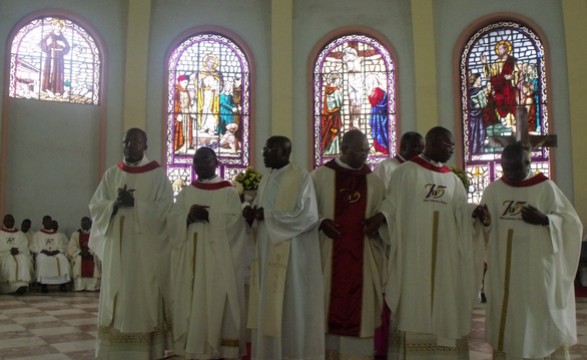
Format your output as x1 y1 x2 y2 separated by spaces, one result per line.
460 21 550 203
9 16 101 105
166 32 251 194
313 34 397 168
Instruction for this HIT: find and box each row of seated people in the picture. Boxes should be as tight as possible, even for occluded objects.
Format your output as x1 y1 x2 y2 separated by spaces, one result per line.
0 214 101 295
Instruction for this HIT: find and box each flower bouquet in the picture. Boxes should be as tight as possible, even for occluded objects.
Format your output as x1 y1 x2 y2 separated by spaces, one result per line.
233 166 262 202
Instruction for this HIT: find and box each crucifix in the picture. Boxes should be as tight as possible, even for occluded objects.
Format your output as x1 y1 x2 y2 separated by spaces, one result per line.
488 105 557 150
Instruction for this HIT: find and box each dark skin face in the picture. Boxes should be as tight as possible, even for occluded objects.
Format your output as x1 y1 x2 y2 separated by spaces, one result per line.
341 133 370 169
122 129 147 164
501 152 530 185
423 131 455 163
3 215 15 229
42 216 52 230
21 220 31 232
52 220 59 231
81 217 92 231
262 137 290 169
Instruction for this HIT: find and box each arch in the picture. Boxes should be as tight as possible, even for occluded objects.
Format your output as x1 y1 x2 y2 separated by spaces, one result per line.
7 13 103 105
310 29 398 168
457 15 551 203
1 9 107 217
164 27 253 194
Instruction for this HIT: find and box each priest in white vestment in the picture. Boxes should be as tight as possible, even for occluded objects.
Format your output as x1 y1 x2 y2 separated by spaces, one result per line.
311 129 386 359
20 218 33 248
368 127 488 359
31 215 71 292
372 131 424 356
481 142 582 359
0 214 33 294
89 128 173 360
68 216 100 291
245 135 325 360
169 147 247 359
373 131 424 191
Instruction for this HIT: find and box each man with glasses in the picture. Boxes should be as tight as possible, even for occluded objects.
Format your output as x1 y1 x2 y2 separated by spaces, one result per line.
89 128 173 359
366 126 489 359
244 135 325 359
312 129 386 359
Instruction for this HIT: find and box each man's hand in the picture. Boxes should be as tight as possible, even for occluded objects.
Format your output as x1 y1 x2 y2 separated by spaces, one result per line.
320 219 341 240
10 247 19 256
472 204 491 227
116 185 135 208
81 249 92 258
41 249 52 256
188 204 210 223
365 213 385 237
242 205 255 224
521 205 549 226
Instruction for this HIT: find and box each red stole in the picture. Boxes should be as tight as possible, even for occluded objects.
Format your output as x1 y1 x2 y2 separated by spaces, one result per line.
79 231 94 277
324 160 370 336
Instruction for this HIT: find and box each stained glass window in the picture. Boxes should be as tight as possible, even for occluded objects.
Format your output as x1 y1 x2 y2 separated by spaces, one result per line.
166 32 251 194
313 34 397 168
8 16 101 105
460 21 550 203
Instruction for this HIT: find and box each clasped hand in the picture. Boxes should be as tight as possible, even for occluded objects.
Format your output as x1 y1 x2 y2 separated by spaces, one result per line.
472 204 491 226
521 204 548 226
116 185 135 207
242 206 263 224
188 204 210 223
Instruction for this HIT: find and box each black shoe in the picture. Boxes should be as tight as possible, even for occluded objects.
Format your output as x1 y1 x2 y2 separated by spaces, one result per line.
59 284 67 292
41 284 48 293
15 286 27 296
481 292 487 303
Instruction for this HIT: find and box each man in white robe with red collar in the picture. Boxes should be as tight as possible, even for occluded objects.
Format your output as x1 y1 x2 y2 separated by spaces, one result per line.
31 215 71 293
367 126 489 359
68 216 100 291
169 147 247 359
481 142 582 359
244 135 325 360
311 129 386 359
0 214 33 294
373 131 424 192
372 131 424 357
89 128 173 360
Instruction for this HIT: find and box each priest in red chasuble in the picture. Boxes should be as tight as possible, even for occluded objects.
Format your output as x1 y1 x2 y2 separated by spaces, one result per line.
311 129 386 359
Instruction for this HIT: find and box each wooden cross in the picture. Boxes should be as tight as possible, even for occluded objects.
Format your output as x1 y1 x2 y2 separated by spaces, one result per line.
488 105 557 149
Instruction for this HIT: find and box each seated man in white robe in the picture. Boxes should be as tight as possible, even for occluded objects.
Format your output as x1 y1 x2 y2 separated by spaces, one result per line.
169 147 247 359
481 142 582 359
31 215 71 293
244 135 325 360
20 218 33 247
0 214 33 295
68 216 100 292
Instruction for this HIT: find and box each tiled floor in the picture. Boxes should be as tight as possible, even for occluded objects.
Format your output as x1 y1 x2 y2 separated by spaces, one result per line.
1 291 587 359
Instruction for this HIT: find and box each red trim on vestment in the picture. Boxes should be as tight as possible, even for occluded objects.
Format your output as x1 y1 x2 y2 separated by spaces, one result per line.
324 159 371 175
117 160 160 173
2 227 18 233
410 156 452 173
40 229 56 234
394 155 405 164
191 180 233 190
501 172 548 187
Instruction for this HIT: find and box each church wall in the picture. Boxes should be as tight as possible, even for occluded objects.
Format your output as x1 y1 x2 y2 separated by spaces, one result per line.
0 0 127 235
0 0 584 234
